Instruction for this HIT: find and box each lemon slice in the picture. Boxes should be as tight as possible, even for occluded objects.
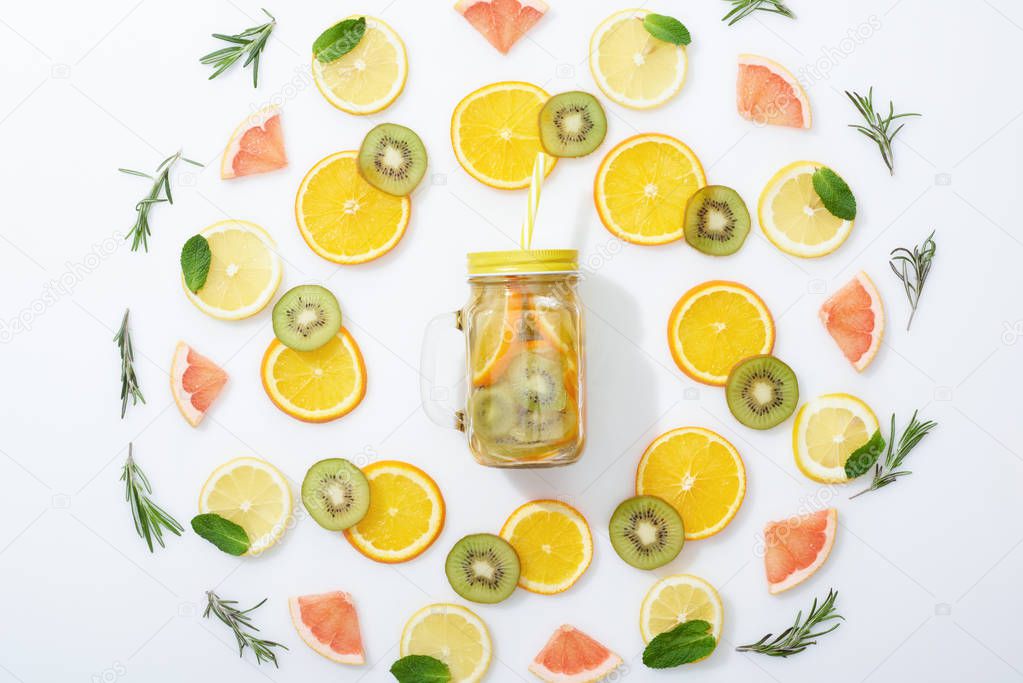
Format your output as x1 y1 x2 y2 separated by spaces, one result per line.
199 457 292 556
401 604 491 683
640 574 723 645
590 9 688 109
793 393 879 483
758 161 854 257
312 16 407 114
183 220 281 320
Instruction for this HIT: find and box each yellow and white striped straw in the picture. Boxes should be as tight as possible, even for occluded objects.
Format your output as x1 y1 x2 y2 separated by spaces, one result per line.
520 151 547 250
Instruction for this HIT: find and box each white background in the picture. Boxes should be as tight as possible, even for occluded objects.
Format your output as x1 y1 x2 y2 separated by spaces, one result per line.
1 1 1021 681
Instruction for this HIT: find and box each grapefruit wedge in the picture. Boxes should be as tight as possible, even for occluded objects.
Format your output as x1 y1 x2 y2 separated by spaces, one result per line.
289 591 365 665
819 271 884 371
529 625 622 683
737 54 811 129
764 508 837 594
221 107 288 179
170 342 227 427
454 0 548 54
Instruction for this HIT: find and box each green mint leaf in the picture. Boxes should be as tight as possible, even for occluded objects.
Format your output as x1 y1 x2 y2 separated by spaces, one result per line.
845 429 886 479
191 513 250 556
313 17 366 63
643 13 691 46
812 167 857 220
642 619 717 669
390 655 451 683
180 234 211 293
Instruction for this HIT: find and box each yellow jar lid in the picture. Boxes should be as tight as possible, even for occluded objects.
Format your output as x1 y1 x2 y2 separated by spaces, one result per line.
467 249 578 275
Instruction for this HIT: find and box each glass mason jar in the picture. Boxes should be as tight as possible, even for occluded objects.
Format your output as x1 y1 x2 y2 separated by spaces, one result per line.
421 250 585 468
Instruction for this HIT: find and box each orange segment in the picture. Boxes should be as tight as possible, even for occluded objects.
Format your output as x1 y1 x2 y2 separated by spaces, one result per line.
764 508 837 594
819 271 884 371
737 54 811 128
469 289 521 386
221 106 287 179
260 329 367 423
499 500 592 594
595 134 706 245
345 461 445 563
636 427 746 540
170 341 227 427
295 151 411 264
667 280 774 386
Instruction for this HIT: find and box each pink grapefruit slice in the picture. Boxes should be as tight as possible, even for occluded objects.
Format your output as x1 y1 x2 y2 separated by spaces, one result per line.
454 0 548 54
737 54 811 129
764 508 837 594
819 271 884 371
289 591 365 665
170 341 227 427
529 625 622 683
221 107 288 179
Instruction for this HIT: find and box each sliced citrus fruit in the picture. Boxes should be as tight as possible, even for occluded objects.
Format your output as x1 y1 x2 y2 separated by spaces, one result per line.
295 150 411 264
667 280 775 386
261 329 367 423
590 9 688 109
183 220 281 320
312 16 407 115
170 341 227 427
470 289 522 386
198 457 292 556
451 81 557 189
221 106 287 179
529 625 622 683
737 54 811 128
289 591 364 665
401 603 491 683
344 461 445 563
499 499 593 594
793 393 879 483
595 133 706 245
758 161 854 257
764 508 837 594
636 427 746 540
455 0 548 54
820 271 884 371
640 574 723 645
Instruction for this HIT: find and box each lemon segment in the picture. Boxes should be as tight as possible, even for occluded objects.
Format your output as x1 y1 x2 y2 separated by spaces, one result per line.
401 604 491 683
312 16 407 114
640 574 723 645
198 457 292 556
793 393 879 482
758 161 854 257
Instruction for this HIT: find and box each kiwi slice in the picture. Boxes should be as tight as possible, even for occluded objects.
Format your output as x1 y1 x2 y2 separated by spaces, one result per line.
726 355 799 429
470 386 518 440
272 285 342 351
505 350 567 411
609 496 684 570
539 91 608 158
684 185 751 256
301 458 369 531
357 123 427 196
511 404 577 445
445 533 520 604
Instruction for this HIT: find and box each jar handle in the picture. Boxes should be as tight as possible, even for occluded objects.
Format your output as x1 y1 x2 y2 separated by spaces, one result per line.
419 310 465 431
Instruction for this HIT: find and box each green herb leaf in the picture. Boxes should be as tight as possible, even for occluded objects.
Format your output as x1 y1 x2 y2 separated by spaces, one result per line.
313 17 366 63
390 655 451 683
191 513 250 556
643 13 691 46
181 234 212 293
643 619 716 669
844 429 885 479
812 167 856 220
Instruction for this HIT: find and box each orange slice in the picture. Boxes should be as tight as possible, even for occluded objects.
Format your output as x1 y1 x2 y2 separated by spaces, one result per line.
345 461 445 563
470 289 522 386
260 329 367 423
819 271 884 371
737 54 811 128
500 500 592 594
636 427 746 540
170 341 227 427
295 150 411 264
764 508 837 594
595 133 706 245
667 280 774 386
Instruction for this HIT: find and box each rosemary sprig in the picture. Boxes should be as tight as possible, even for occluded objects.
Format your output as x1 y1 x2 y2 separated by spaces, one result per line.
114 308 144 417
722 0 795 25
736 589 843 657
120 151 202 252
120 443 183 552
845 87 920 174
203 591 287 667
200 8 276 87
851 411 937 499
890 231 936 330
